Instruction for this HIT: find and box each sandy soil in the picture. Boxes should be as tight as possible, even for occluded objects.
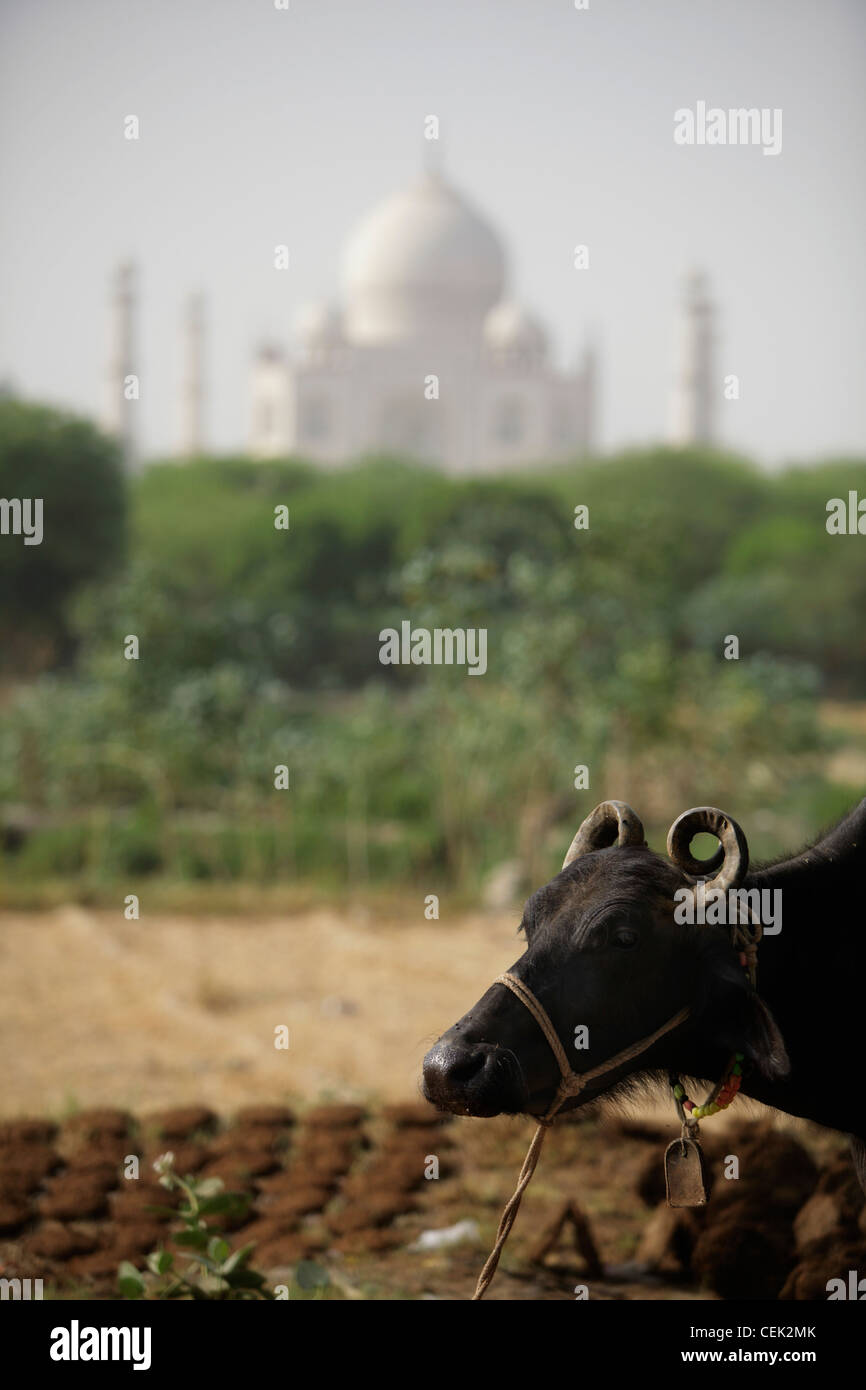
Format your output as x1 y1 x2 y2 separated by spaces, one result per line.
0 904 524 1118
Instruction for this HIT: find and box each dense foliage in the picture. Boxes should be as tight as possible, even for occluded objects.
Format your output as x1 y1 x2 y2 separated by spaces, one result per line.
0 399 126 671
2 418 865 893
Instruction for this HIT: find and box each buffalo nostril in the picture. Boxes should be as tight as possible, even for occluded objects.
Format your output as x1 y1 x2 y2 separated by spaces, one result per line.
423 1038 528 1117
423 1043 489 1094
444 1048 489 1085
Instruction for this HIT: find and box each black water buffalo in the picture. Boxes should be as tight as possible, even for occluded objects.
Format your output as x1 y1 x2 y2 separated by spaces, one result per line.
423 799 866 1187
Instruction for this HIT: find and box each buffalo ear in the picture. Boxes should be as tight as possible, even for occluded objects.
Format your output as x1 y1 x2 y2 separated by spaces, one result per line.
716 991 790 1082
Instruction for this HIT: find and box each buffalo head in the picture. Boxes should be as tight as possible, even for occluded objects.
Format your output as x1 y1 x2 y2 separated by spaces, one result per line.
422 800 789 1119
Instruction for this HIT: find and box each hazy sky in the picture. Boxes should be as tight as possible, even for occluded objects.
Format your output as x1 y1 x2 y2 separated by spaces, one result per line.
1 0 864 465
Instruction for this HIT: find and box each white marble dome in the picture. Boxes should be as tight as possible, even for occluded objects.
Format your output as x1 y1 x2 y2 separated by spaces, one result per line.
342 170 507 344
484 301 548 362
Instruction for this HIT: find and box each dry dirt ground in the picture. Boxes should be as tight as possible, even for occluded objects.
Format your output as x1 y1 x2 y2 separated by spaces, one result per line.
0 906 856 1301
0 903 516 1116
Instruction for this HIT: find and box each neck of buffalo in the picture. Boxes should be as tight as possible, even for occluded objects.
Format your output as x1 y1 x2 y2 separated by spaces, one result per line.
736 806 863 1137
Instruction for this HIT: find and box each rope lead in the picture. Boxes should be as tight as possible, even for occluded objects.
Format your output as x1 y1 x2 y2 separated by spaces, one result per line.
472 974 690 1300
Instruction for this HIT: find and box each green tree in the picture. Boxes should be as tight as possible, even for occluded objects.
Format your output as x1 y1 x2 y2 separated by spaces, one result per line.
0 399 127 672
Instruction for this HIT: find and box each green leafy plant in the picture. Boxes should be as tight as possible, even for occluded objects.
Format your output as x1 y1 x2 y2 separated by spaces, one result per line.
117 1152 276 1300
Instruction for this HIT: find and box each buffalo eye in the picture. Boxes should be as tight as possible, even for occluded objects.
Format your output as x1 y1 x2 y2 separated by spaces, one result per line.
613 926 639 950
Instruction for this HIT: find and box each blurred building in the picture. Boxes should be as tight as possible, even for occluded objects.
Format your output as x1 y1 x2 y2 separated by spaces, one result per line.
101 191 718 469
179 292 205 458
249 170 596 471
103 262 138 472
666 269 716 448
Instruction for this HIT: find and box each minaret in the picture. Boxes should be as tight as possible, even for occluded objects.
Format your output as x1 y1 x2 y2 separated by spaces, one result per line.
180 292 205 457
580 333 598 456
666 269 715 447
104 262 138 471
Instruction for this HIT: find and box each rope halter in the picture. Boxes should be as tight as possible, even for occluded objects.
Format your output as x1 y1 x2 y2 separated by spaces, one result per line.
472 973 690 1300
494 972 691 1124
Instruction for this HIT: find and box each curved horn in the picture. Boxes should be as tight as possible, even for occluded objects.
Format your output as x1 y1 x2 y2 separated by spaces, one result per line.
562 800 646 869
666 806 749 893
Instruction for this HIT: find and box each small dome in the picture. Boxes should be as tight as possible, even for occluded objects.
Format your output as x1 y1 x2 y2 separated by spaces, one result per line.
342 171 507 344
295 303 344 353
255 342 284 364
484 302 548 362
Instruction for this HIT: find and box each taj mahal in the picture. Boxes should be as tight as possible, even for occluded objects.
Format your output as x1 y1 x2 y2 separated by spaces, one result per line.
249 169 595 471
103 170 718 472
